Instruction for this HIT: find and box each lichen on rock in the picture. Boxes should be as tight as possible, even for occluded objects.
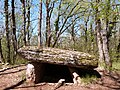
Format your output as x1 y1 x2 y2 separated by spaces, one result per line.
18 46 98 69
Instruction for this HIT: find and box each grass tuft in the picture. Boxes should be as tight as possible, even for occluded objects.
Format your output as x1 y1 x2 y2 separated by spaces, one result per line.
81 75 97 84
112 61 120 70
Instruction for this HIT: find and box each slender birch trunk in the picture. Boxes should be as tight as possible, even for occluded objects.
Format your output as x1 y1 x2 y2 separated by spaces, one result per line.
95 0 104 64
101 20 112 68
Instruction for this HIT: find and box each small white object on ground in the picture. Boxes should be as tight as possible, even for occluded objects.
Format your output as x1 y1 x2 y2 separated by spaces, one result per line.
54 79 65 90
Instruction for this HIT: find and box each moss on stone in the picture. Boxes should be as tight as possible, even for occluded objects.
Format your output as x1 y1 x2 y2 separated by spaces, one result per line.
18 46 98 68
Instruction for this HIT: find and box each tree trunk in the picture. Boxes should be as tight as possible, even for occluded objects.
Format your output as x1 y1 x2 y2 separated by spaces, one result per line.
95 0 104 63
96 20 104 62
101 0 112 69
5 0 11 64
53 15 59 48
21 0 27 46
46 0 51 47
0 38 4 63
116 28 120 61
71 19 75 49
106 0 111 51
90 23 94 54
101 27 112 68
26 0 31 45
52 2 61 48
117 40 120 61
84 20 88 52
12 0 17 64
52 1 80 47
85 21 87 43
38 0 42 49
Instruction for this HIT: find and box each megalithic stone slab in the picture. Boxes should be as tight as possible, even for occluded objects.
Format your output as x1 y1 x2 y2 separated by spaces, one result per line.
18 46 98 69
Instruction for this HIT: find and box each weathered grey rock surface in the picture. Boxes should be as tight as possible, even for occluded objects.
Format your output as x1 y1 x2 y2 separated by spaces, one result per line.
18 46 98 69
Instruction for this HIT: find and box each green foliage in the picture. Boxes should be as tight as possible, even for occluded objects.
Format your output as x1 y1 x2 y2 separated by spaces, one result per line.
97 60 120 71
1 36 27 65
14 55 28 65
1 37 8 63
1 0 120 68
112 61 120 70
21 71 26 80
0 63 2 69
98 61 106 70
81 75 97 84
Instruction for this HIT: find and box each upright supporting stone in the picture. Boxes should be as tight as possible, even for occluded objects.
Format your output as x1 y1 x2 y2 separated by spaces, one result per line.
68 67 81 84
26 64 35 83
72 72 81 84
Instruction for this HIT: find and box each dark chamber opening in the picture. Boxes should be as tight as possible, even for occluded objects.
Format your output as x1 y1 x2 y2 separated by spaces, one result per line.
40 64 73 83
40 63 101 83
77 68 101 78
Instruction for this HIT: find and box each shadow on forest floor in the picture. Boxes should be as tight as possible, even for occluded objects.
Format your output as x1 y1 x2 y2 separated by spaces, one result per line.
1 65 120 90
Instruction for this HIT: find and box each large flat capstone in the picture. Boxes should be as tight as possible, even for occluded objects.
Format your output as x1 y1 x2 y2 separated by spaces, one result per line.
18 46 98 69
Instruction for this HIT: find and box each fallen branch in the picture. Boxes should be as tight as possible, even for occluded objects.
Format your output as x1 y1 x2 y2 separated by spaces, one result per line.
0 64 26 72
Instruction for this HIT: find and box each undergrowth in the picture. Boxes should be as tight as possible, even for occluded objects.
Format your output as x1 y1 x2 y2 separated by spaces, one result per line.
112 61 120 70
81 75 97 84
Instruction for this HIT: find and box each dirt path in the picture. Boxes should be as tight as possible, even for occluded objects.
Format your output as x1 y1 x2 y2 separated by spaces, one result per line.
0 64 26 90
0 64 120 90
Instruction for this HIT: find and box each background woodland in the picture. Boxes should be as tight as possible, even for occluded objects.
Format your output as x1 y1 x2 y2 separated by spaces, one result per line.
0 0 120 69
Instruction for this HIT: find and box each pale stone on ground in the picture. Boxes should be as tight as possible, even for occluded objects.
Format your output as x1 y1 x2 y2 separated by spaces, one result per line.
73 72 81 84
68 67 81 84
54 79 65 90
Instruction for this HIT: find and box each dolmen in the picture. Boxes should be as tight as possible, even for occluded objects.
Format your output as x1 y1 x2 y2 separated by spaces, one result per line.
18 46 98 84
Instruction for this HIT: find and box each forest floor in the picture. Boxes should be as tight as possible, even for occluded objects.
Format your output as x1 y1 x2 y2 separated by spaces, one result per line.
0 64 120 90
